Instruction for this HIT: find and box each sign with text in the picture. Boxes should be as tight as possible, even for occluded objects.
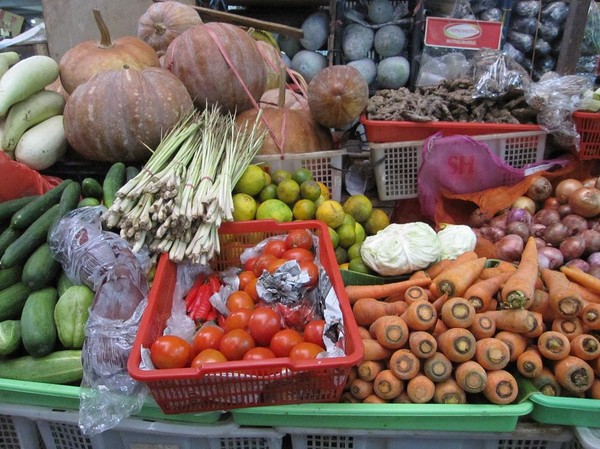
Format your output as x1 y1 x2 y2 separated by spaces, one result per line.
424 17 502 50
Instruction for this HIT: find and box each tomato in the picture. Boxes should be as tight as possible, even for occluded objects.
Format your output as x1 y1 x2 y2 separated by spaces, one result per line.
192 325 224 355
303 319 326 348
248 307 282 346
270 328 304 357
266 258 287 273
237 270 256 291
299 260 319 288
226 290 255 312
191 349 228 367
282 247 315 264
243 256 258 272
285 229 313 250
219 328 255 360
242 346 276 360
253 253 278 277
244 277 260 302
223 308 252 332
263 240 287 258
150 335 193 369
289 342 323 361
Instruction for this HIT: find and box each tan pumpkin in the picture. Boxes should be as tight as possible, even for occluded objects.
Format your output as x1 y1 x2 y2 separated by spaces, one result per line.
137 1 203 54
307 65 368 129
256 40 286 92
164 22 266 113
259 88 309 111
59 9 160 95
64 66 193 162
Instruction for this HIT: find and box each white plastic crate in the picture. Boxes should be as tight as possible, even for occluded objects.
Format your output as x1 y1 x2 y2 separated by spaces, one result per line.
0 412 45 449
253 149 346 202
574 427 600 449
369 130 547 201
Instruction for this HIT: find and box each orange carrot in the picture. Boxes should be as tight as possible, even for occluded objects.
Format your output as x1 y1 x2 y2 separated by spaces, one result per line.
468 313 497 340
345 278 432 303
431 292 450 313
463 271 512 313
500 236 538 309
346 365 358 388
406 373 435 403
538 330 571 360
362 338 392 361
401 299 437 331
408 331 438 359
570 281 600 304
528 289 554 323
569 333 600 360
559 265 600 295
482 309 543 335
349 377 373 400
357 360 384 382
587 378 600 399
580 302 600 330
440 296 476 328
589 355 600 377
357 326 372 340
362 394 387 403
553 355 595 393
494 330 528 362
431 257 487 298
436 327 476 363
433 378 466 404
388 348 420 380
404 285 430 304
516 346 544 379
423 351 453 383
368 315 409 349
541 268 585 319
392 391 413 404
426 250 479 279
409 270 431 281
454 360 487 394
478 260 518 280
373 369 404 400
551 317 584 340
475 337 511 370
432 318 449 338
340 391 360 403
482 369 518 405
533 367 562 396
352 298 407 327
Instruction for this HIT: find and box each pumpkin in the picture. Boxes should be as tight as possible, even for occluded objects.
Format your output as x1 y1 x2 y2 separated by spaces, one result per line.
59 10 160 95
235 107 333 156
256 40 286 92
64 66 193 162
137 1 202 55
164 22 266 113
259 88 309 111
307 65 368 129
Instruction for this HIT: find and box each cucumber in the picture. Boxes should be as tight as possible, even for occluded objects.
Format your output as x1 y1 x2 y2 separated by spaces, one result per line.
0 226 22 258
22 243 61 290
0 349 83 384
47 181 81 241
0 264 22 291
10 179 72 229
78 197 100 208
81 177 103 200
0 319 21 356
125 165 140 183
20 287 58 357
103 162 126 208
0 282 31 320
1 204 60 269
0 195 37 222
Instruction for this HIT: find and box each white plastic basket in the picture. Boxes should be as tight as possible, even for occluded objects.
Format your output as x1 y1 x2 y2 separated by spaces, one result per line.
0 412 45 449
369 130 547 201
574 427 600 449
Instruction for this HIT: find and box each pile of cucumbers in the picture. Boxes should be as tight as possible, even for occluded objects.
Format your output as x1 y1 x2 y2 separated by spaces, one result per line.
0 161 128 384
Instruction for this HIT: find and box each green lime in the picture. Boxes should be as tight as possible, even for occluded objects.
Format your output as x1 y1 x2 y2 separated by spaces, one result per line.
276 179 301 204
271 169 292 185
232 193 257 221
343 194 373 223
334 246 348 265
292 199 317 220
234 165 266 196
292 167 313 184
336 223 356 249
256 199 293 222
299 180 322 201
315 200 345 229
364 208 390 236
354 222 366 244
263 170 272 185
341 213 356 227
258 183 278 202
328 226 339 249
348 257 373 274
347 242 362 261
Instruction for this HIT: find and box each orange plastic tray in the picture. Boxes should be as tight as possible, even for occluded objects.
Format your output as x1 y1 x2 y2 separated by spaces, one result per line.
573 111 600 159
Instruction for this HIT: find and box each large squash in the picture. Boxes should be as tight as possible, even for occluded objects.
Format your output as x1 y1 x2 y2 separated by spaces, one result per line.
164 22 266 113
64 66 193 162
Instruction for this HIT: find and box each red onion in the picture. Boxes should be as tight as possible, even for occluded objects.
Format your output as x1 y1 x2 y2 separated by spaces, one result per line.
534 237 547 249
495 234 524 262
589 265 600 279
531 224 547 238
526 176 553 201
559 235 587 261
537 246 564 270
506 221 530 243
580 229 600 254
591 220 600 232
489 213 508 232
565 258 590 273
588 252 600 267
557 204 573 218
544 197 561 210
561 214 588 236
479 226 506 243
512 196 536 215
507 208 533 226
468 208 492 228
543 222 569 247
534 208 561 226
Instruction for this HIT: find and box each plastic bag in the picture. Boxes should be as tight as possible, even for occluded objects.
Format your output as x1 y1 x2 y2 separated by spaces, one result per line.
49 206 151 436
0 151 61 201
472 49 532 99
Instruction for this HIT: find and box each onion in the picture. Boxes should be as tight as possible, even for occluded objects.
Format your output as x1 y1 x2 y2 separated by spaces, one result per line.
581 230 600 255
479 226 506 243
559 235 586 261
538 245 564 270
511 196 536 215
495 234 524 262
468 208 492 228
489 213 508 232
583 176 600 188
531 224 547 238
591 221 600 232
555 178 583 204
543 197 561 210
534 208 561 226
557 203 572 218
589 265 600 279
534 237 547 249
507 208 533 226
543 222 569 247
506 221 530 243
526 176 553 201
588 251 600 266
569 186 600 218
561 214 588 236
565 258 590 273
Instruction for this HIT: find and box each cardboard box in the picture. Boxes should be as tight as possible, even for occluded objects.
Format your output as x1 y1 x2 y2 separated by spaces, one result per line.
0 9 24 38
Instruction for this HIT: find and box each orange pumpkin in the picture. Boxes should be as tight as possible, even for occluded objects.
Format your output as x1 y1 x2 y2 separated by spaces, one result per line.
256 40 286 92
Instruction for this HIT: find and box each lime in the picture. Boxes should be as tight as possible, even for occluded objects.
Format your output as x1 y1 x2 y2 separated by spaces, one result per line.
348 257 373 274
317 182 330 200
276 179 301 204
334 246 348 265
271 169 292 185
258 183 278 202
327 226 339 249
343 194 373 223
336 223 356 249
315 200 345 229
314 194 327 209
354 222 366 244
364 208 390 235
263 170 272 185
232 193 257 221
299 180 322 201
341 213 356 227
292 167 313 184
256 199 293 222
292 199 317 220
234 165 266 196
347 242 362 261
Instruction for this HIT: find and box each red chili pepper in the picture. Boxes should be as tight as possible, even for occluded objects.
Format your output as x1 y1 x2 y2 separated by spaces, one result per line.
207 274 222 295
184 274 207 310
205 306 217 323
191 285 213 322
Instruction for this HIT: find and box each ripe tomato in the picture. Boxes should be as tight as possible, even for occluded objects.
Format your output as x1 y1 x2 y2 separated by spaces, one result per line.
266 258 287 273
192 325 224 356
223 308 252 332
270 328 304 357
150 335 193 369
242 346 276 361
226 290 255 312
219 328 255 360
244 277 260 302
237 270 256 291
299 260 319 287
191 349 227 367
263 240 287 258
248 307 282 346
243 256 258 272
285 229 313 250
289 342 323 361
303 319 326 348
282 247 315 264
253 253 277 277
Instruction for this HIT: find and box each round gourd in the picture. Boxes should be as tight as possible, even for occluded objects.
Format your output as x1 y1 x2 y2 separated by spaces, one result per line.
376 56 410 89
368 0 395 24
374 25 406 58
307 65 368 129
64 66 193 162
300 11 330 51
343 24 374 61
59 9 160 95
290 50 327 84
164 22 266 114
256 41 286 91
347 58 377 85
259 88 309 111
137 1 202 55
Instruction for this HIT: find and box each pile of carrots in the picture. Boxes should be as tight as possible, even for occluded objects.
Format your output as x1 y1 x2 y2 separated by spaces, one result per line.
342 237 600 405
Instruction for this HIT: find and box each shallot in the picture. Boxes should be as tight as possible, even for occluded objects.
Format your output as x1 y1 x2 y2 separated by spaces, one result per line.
543 222 569 247
555 179 583 204
569 186 600 218
564 258 590 273
588 252 600 267
534 208 561 226
495 234 524 262
561 214 588 236
537 245 564 270
580 229 600 254
559 235 586 261
526 176 553 201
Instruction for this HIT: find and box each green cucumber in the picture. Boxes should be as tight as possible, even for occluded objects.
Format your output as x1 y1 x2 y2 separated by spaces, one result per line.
78 197 100 208
22 243 61 290
0 320 21 356
125 165 140 183
0 282 31 320
0 195 37 222
0 226 22 258
20 287 58 357
57 270 77 297
10 179 72 229
0 349 83 384
0 264 22 291
103 162 126 208
81 177 103 200
47 181 81 240
54 285 93 349
1 204 60 269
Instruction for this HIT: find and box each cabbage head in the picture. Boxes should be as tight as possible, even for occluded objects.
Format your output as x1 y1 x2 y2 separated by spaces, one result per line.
437 224 477 261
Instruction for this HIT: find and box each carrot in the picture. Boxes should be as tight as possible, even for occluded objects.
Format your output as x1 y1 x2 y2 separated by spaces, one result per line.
516 346 544 379
559 265 600 295
587 378 600 399
538 330 571 360
500 236 538 309
482 369 518 405
426 250 478 279
408 331 438 359
357 360 384 382
541 268 585 319
432 318 449 338
352 297 407 327
406 373 435 403
401 299 437 331
362 338 392 361
433 378 467 404
431 257 487 298
494 330 528 362
440 296 476 328
345 365 358 389
423 352 453 383
533 367 562 396
357 326 372 340
482 309 543 335
404 285 430 304
345 278 432 303
478 260 518 280
392 391 413 404
362 394 387 404
409 270 431 281
349 377 373 400
589 355 600 377
463 271 512 313
373 369 404 400
551 317 584 340
570 281 600 304
475 337 511 370
468 313 497 340
528 289 554 323
388 348 420 380
431 292 449 313
368 315 409 349
436 327 476 363
580 302 600 330
553 355 595 393
569 333 600 360
454 360 487 394
340 391 360 403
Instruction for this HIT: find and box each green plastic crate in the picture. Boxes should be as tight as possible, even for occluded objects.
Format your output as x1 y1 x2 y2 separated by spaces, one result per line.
340 268 408 286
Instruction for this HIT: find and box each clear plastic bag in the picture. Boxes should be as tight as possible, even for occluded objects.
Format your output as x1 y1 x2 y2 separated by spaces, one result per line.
472 49 532 99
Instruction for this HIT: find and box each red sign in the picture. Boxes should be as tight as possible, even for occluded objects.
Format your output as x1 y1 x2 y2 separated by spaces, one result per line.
424 17 502 50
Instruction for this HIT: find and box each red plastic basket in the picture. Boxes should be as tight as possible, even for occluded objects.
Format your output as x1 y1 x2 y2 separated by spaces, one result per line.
573 111 600 159
128 220 363 415
360 114 543 143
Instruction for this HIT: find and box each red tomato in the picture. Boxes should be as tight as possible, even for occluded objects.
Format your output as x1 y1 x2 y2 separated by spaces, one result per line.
267 258 287 273
285 229 313 250
248 307 282 346
192 325 224 356
243 256 258 272
226 290 255 311
191 349 227 367
150 335 193 369
238 270 256 291
289 342 323 361
242 346 276 360
219 329 255 361
303 319 326 348
253 253 277 277
270 328 304 357
223 308 252 332
263 240 287 258
244 277 260 303
299 260 319 288
282 248 315 264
